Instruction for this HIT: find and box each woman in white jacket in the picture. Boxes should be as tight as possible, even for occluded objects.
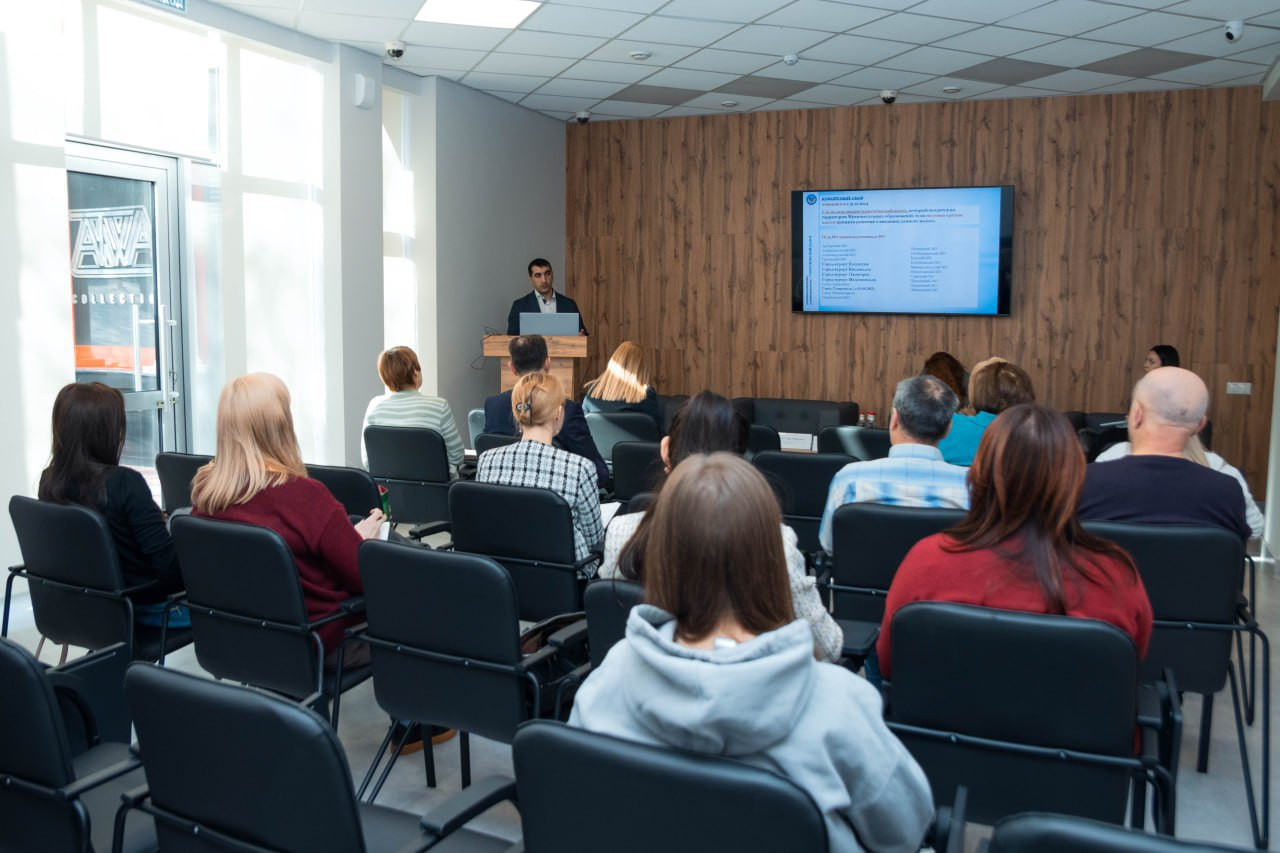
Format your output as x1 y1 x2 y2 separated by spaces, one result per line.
570 453 934 853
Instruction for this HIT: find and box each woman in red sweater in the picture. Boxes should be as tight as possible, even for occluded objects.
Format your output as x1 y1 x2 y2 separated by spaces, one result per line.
877 403 1152 680
191 373 384 665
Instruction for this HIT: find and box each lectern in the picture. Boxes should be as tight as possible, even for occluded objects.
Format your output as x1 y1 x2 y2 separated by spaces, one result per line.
482 335 589 394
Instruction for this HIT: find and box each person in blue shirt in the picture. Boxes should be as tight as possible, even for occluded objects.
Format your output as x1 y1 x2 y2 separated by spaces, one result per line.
937 358 1036 466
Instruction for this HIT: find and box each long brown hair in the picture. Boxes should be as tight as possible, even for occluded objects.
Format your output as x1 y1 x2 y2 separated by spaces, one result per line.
38 382 127 509
969 360 1035 414
584 341 650 404
645 453 792 642
944 404 1137 613
922 351 968 410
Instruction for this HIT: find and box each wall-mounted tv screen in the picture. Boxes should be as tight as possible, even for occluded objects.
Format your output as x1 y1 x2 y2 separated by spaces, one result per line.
791 185 1013 316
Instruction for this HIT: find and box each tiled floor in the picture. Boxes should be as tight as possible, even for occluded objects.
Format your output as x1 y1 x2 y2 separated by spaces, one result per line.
4 547 1277 850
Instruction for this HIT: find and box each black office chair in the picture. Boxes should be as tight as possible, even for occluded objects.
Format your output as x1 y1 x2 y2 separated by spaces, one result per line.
169 514 372 728
1083 521 1268 849
745 397 860 434
987 811 1246 852
117 661 516 853
306 463 382 520
621 491 655 516
5 496 192 663
656 394 688 433
747 424 782 455
0 638 155 853
585 412 661 463
356 543 577 799
751 450 854 556
817 425 892 460
885 602 1177 833
1062 410 1087 432
610 441 663 506
448 481 596 622
547 577 645 682
363 425 452 539
823 503 966 660
154 451 212 512
475 432 519 456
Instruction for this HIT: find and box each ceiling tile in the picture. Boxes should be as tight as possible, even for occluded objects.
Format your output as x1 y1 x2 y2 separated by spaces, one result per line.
610 83 702 104
1081 12 1215 47
533 78 629 97
399 66 467 80
712 24 834 54
838 0 925 10
1226 42 1280 63
1153 57 1268 83
1011 37 1135 66
521 4 644 38
225 5 301 28
752 98 833 112
877 46 992 75
1157 25 1280 59
541 0 666 11
403 21 509 50
659 105 732 117
1000 1 1145 37
397 46 486 71
752 58 860 82
715 75 814 98
684 92 775 109
903 0 1054 24
1091 77 1197 93
902 76 1005 97
616 16 743 47
675 48 778 74
590 99 672 116
1023 68 1132 91
586 39 698 65
474 52 576 76
758 0 889 31
460 71 550 93
657 0 796 24
860 91 944 104
830 66 933 89
791 82 879 104
967 84 1061 100
850 13 982 44
302 0 424 15
1250 11 1280 25
952 57 1070 85
518 93 602 111
802 33 916 65
296 12 406 41
560 59 661 83
933 26 1061 56
1082 48 1207 76
1166 0 1280 18
641 67 740 88
496 30 607 59
487 90 526 103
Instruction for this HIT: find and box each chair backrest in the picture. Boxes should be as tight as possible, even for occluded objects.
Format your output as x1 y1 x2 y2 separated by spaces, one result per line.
467 407 486 447
656 394 688 432
448 481 581 621
360 542 531 743
1083 426 1129 463
363 425 451 526
610 441 663 503
585 412 662 462
584 578 645 668
475 432 519 456
170 514 320 700
304 464 381 519
751 451 855 553
125 662 367 853
816 425 891 460
829 503 967 621
623 491 655 516
1082 521 1241 691
155 452 212 512
1084 411 1127 431
9 495 134 651
989 811 1242 852
887 602 1139 825
748 397 858 434
514 720 827 853
1062 410 1087 432
747 424 782 455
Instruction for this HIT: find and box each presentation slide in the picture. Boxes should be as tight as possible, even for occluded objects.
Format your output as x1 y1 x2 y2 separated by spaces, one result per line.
793 186 1010 316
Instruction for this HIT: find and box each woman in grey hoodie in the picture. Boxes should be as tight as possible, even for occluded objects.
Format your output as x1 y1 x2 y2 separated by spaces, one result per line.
570 453 934 853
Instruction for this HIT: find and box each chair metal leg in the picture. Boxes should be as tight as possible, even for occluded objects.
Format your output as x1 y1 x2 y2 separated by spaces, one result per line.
423 733 437 789
1226 632 1269 849
1129 771 1147 829
1237 628 1258 726
357 722 397 801
461 731 471 789
368 723 413 804
1196 692 1213 773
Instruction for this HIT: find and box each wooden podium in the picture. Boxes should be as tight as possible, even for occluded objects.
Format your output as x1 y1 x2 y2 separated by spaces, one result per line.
483 335 589 394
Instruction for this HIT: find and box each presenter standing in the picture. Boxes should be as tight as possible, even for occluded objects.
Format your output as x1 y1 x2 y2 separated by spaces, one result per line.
506 258 588 335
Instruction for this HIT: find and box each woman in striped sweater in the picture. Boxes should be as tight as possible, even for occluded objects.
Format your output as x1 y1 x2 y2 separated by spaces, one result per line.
362 346 464 475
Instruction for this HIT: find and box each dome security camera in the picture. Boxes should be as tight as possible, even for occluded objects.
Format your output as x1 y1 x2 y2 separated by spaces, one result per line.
385 40 406 60
575 111 591 124
880 90 898 104
1224 20 1244 42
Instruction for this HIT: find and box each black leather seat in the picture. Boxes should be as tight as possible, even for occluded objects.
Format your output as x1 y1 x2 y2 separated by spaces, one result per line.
610 441 662 506
988 811 1245 852
306 463 383 520
363 425 453 538
585 412 661 463
736 397 859 434
154 451 212 511
751 450 854 556
655 394 688 432
475 432 519 456
816 425 892 460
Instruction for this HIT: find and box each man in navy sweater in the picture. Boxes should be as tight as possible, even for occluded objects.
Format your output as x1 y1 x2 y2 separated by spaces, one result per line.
506 258 588 336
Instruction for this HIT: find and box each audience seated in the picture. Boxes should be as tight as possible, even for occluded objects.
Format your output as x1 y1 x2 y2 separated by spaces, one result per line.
878 404 1152 680
599 391 843 662
571 453 935 852
937 358 1035 466
362 346 464 475
38 382 186 627
1077 367 1249 540
483 334 607 486
192 373 384 666
818 375 970 555
477 372 603 562
921 351 969 410
582 340 663 433
1143 344 1180 372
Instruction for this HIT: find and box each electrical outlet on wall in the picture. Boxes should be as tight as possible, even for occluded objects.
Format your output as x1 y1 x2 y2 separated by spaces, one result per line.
1226 382 1252 395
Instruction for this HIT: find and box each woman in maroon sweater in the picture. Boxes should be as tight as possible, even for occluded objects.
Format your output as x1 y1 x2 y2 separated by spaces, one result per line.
191 373 384 662
877 403 1152 680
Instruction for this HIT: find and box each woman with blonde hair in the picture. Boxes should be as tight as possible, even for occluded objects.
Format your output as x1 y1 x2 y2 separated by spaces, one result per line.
478 372 603 562
192 373 384 662
582 340 662 432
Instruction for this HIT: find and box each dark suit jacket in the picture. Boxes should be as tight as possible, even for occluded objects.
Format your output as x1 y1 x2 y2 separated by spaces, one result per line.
483 391 608 486
506 292 588 335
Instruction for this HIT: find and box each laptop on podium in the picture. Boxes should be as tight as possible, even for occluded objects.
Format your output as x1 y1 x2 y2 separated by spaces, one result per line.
520 312 579 336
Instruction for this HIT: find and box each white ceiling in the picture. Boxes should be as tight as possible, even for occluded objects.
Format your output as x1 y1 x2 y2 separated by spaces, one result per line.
211 0 1280 121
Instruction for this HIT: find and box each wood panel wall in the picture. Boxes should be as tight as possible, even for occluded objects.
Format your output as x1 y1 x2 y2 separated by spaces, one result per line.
565 86 1280 490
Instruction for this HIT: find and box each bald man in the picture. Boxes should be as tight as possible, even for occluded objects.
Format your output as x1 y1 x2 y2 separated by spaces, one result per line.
1077 367 1249 539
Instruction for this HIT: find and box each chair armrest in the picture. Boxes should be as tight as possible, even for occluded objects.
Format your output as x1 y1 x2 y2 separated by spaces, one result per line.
419 776 518 836
516 643 560 673
548 619 588 650
339 597 366 615
409 520 451 540
836 619 879 658
61 752 143 799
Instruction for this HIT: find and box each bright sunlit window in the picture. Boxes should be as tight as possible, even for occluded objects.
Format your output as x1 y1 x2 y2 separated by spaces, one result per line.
414 0 540 29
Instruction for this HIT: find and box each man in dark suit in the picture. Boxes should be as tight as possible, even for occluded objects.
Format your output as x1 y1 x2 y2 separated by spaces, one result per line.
484 334 608 486
506 258 588 335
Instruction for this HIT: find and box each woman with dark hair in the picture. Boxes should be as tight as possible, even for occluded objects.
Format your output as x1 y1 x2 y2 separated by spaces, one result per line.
572 453 934 852
877 404 1152 679
921 351 968 410
1143 344 1180 373
39 382 184 622
937 357 1035 466
598 391 842 661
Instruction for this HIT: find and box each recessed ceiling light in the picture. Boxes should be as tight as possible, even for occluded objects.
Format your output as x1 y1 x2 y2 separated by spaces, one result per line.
414 0 540 29
720 100 739 107
629 50 652 61
942 86 962 94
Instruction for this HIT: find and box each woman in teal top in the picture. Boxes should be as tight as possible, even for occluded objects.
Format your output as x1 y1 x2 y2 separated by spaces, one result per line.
938 358 1035 466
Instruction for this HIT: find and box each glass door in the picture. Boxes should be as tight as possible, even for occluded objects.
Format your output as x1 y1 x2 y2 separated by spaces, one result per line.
66 143 187 488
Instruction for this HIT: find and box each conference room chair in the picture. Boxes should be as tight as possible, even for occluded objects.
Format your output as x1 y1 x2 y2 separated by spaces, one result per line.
154 450 212 512
467 407 486 448
746 423 782 456
884 602 1178 834
118 661 516 853
474 432 519 456
447 481 597 622
816 424 892 460
0 638 155 853
985 811 1247 852
356 543 577 799
544 577 646 695
751 450 855 558
735 397 860 435
306 462 383 520
1062 410 1087 432
822 502 966 662
363 425 453 539
5 496 193 664
620 491 654 516
169 514 372 729
610 440 662 508
1083 521 1268 849
584 411 662 464
656 393 687 433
